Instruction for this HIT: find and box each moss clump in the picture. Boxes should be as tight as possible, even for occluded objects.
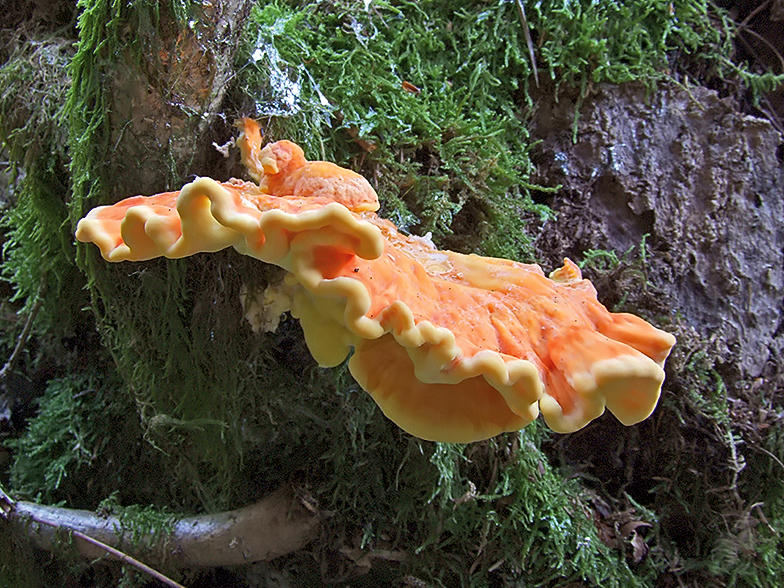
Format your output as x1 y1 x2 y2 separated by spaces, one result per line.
413 429 653 587
0 35 85 336
237 0 552 260
5 370 175 508
64 0 254 510
659 338 784 588
530 0 721 87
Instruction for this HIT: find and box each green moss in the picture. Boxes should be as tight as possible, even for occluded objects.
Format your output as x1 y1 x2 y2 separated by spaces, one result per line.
315 400 651 586
5 371 156 507
63 0 250 509
0 36 85 335
531 0 710 87
409 428 653 587
0 508 43 588
238 0 549 259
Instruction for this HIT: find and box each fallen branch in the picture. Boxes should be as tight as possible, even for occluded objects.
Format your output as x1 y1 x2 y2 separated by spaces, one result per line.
1 485 185 587
1 485 319 569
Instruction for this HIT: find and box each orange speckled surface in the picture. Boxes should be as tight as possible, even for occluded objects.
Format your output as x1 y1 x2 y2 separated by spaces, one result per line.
75 123 676 442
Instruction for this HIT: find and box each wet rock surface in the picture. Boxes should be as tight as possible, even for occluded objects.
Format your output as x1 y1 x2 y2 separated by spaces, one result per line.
530 82 784 378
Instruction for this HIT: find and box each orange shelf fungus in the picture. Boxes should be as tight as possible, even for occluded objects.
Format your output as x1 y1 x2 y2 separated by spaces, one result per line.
76 119 676 443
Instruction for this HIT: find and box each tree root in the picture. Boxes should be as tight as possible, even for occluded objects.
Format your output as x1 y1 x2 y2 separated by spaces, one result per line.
1 485 319 570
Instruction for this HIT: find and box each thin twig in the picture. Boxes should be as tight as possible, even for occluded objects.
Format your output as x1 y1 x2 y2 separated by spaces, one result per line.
749 441 784 473
56 527 187 588
740 0 772 27
0 285 45 381
736 25 784 72
515 0 539 87
722 426 745 509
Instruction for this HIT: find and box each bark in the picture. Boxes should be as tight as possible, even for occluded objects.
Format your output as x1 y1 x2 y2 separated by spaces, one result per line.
531 81 784 378
106 0 254 198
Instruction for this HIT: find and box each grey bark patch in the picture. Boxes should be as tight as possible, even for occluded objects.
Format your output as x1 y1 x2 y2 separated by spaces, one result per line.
530 82 784 378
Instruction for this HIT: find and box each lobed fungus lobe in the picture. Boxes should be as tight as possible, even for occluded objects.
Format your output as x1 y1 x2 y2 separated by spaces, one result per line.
75 119 676 443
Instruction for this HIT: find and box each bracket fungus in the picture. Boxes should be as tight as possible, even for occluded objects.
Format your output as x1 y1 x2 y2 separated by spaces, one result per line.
76 119 676 443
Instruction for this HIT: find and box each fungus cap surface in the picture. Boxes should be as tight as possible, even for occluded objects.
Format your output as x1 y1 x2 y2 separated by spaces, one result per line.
76 128 676 442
